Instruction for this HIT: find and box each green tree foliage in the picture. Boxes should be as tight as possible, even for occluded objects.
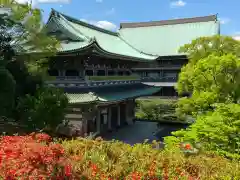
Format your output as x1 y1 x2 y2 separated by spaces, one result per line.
135 99 184 122
176 54 240 116
171 103 240 159
166 35 240 160
0 1 59 61
0 0 59 76
177 35 240 94
176 36 240 116
0 1 60 117
6 60 43 98
16 87 68 132
0 67 16 117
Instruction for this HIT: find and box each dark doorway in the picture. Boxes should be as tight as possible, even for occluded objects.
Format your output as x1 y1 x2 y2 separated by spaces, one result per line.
65 70 79 76
120 103 127 126
111 106 118 129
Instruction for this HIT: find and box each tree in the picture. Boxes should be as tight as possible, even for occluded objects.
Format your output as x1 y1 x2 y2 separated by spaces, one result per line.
176 36 240 116
0 0 60 76
0 1 59 63
165 35 240 160
0 1 60 117
177 35 240 94
176 54 240 116
0 67 16 117
16 87 68 132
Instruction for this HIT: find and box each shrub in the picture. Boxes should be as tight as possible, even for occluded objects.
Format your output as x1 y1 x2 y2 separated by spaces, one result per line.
0 133 73 179
0 134 239 179
166 103 240 160
135 99 186 122
60 138 240 179
16 87 68 132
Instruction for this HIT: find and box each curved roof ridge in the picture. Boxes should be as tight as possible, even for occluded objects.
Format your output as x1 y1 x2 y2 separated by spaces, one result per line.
51 8 119 37
120 14 218 29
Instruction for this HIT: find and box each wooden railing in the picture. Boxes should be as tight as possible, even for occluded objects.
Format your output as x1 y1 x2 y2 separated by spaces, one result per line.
45 75 140 82
86 75 140 81
141 77 177 82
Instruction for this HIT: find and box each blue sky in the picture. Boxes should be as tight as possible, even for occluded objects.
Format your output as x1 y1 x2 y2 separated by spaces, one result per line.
17 0 240 38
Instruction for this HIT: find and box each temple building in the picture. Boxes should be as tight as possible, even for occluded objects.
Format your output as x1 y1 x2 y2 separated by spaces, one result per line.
45 9 220 137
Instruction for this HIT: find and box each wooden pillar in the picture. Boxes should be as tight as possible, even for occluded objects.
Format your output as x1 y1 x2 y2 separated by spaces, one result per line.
83 119 88 136
117 105 121 127
96 110 101 133
108 107 112 130
59 70 65 76
93 69 96 76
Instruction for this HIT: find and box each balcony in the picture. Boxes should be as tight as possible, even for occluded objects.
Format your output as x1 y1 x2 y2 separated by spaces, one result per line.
86 75 140 81
141 77 177 82
132 65 182 70
45 75 141 88
141 77 177 87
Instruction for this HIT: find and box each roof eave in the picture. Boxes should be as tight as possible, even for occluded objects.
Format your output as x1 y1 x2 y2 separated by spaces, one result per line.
92 41 157 62
56 39 158 61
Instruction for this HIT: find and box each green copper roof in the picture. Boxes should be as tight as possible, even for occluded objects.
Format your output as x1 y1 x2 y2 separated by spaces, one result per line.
46 9 219 59
46 9 157 61
59 41 92 52
97 86 161 102
66 86 161 104
66 93 98 103
119 16 219 56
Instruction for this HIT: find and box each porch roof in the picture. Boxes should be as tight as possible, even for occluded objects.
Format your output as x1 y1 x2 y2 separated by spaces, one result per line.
66 84 161 104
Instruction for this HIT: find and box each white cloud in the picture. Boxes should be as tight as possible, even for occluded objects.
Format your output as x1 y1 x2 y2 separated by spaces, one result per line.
219 17 230 25
170 0 186 8
38 0 70 3
15 0 70 7
96 0 103 3
233 36 240 41
95 21 117 31
80 19 117 31
233 32 240 41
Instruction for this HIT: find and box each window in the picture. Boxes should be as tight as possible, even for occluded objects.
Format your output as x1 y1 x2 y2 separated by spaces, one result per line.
65 70 79 76
48 69 59 76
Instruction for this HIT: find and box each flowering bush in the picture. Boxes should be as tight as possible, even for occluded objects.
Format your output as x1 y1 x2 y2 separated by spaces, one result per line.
61 138 240 180
0 134 239 179
0 133 73 179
